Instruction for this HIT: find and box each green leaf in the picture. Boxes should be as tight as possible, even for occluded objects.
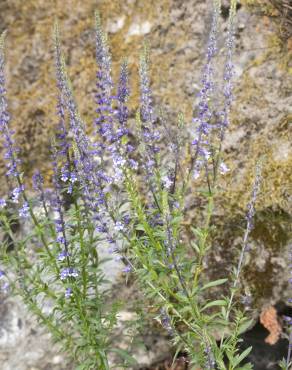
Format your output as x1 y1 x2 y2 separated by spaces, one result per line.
135 224 145 231
150 269 158 280
172 343 184 366
170 216 183 225
201 300 227 311
233 346 253 368
190 241 200 254
191 226 204 238
279 358 291 370
201 278 228 291
236 365 253 370
238 318 254 335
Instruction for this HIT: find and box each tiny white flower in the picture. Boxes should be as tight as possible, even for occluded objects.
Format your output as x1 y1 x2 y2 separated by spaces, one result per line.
162 175 172 190
114 221 124 231
220 162 229 174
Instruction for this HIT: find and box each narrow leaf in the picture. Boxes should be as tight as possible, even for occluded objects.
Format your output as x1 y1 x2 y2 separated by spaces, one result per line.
201 278 228 291
201 300 227 311
233 346 253 368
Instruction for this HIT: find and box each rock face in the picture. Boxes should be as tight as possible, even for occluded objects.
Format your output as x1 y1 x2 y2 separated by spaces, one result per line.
0 295 71 370
0 0 291 369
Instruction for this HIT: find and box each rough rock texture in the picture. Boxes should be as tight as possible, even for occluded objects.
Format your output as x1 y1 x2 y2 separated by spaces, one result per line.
0 295 72 370
0 0 291 369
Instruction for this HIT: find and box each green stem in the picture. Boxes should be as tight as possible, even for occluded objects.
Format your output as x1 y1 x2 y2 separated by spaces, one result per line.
193 194 214 288
74 199 88 299
16 175 60 275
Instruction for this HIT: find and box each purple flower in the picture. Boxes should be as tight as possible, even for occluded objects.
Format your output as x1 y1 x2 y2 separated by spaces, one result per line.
67 183 73 194
60 267 79 280
139 45 155 125
191 0 220 174
56 235 66 245
19 201 29 218
1 281 9 293
160 308 174 335
54 219 63 233
128 159 138 170
32 170 44 192
96 224 107 233
204 344 216 370
122 265 132 273
32 169 49 212
219 2 236 142
146 159 155 169
123 215 130 225
246 163 261 229
51 146 70 259
0 34 22 183
65 287 73 298
0 198 6 208
11 185 24 204
58 250 70 261
284 316 292 325
94 11 114 143
126 144 135 153
0 270 9 293
139 44 161 178
70 172 77 183
116 60 129 127
60 165 70 182
54 24 99 215
162 175 173 190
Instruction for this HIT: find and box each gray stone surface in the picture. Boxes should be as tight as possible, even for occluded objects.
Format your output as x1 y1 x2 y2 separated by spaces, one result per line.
0 0 291 368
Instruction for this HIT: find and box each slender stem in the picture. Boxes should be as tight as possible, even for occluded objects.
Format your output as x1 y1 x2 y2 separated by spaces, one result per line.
11 276 67 341
0 213 57 300
16 175 59 272
74 199 88 299
145 278 203 339
287 331 292 367
193 194 214 288
227 223 250 318
165 217 201 320
220 162 261 350
219 218 252 352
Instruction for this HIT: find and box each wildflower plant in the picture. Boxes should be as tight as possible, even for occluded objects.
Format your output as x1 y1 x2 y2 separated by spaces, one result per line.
0 25 135 370
121 2 260 368
0 0 273 369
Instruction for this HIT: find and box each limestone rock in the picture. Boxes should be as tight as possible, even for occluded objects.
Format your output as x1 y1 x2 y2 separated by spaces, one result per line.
0 0 291 369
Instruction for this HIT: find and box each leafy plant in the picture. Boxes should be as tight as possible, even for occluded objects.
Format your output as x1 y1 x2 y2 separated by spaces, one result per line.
0 1 271 369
